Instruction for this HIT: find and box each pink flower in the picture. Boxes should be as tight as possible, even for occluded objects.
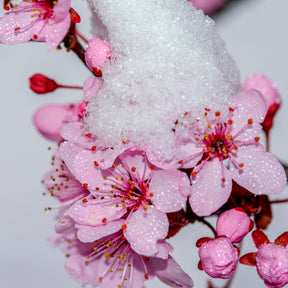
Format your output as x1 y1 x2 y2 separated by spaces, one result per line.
240 230 288 288
42 150 89 217
43 150 88 202
0 0 71 50
33 76 103 141
197 236 239 279
187 0 228 15
54 226 193 288
216 208 253 243
33 103 79 142
63 148 190 257
177 89 286 216
85 36 111 77
244 73 281 134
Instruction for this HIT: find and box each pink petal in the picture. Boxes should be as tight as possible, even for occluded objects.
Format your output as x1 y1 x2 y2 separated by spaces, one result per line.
154 240 174 259
85 36 111 71
55 216 74 234
33 104 78 142
178 142 203 169
189 159 232 216
146 148 181 169
68 199 126 226
188 0 227 15
124 206 169 257
152 256 194 288
59 141 82 174
83 76 103 102
53 0 71 22
119 148 153 179
230 145 286 195
216 208 252 243
65 254 99 285
150 170 190 213
0 3 38 45
72 149 106 189
75 220 124 242
60 122 96 149
244 74 281 107
231 89 267 141
42 14 71 51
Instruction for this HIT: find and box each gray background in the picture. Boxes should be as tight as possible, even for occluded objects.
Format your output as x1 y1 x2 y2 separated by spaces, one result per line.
0 0 287 287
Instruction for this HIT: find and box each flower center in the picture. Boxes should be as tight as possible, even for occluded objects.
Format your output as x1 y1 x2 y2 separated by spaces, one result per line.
202 125 233 160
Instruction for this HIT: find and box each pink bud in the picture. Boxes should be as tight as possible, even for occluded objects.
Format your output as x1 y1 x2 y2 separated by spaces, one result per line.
244 74 281 133
216 208 253 243
198 237 239 279
256 243 288 288
85 37 111 76
187 0 228 15
29 74 58 94
33 104 79 141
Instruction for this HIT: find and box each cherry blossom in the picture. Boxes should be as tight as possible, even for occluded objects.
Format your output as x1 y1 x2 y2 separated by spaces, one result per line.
42 150 89 216
176 89 286 216
61 148 190 257
54 223 193 288
0 0 72 50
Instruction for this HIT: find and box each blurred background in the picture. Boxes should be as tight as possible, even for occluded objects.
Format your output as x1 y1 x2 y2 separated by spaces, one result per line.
0 0 287 287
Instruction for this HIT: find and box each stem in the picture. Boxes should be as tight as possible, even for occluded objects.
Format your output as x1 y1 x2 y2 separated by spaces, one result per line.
279 160 288 180
198 218 217 238
270 198 288 204
75 29 89 44
265 130 270 152
57 85 83 90
63 23 88 70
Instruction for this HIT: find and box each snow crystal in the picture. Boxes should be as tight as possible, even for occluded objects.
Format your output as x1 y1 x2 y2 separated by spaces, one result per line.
85 0 241 161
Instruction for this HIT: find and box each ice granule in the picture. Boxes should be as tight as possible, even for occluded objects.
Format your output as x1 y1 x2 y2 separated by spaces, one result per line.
85 0 241 161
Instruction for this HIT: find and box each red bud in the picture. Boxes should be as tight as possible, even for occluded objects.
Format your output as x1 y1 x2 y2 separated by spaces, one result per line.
29 74 58 94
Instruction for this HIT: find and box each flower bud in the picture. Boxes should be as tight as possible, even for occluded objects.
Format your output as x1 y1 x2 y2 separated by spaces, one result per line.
216 208 253 243
187 0 228 15
33 104 79 141
198 237 239 279
29 74 58 94
244 73 281 133
85 37 111 77
256 243 288 288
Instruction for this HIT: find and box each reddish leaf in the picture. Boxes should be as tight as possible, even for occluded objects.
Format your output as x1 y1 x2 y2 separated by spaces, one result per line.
196 237 212 248
255 195 272 230
70 8 81 23
275 232 288 247
252 229 270 248
239 252 257 266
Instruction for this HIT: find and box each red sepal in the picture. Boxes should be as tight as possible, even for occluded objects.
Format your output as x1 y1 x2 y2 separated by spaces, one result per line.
196 237 212 248
252 229 270 248
239 252 257 266
275 232 288 247
70 8 81 23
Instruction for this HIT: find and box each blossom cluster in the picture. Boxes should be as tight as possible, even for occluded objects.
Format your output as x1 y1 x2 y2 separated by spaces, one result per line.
1 0 287 288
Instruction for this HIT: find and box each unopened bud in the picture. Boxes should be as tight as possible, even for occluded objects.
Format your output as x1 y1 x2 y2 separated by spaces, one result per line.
29 74 58 94
216 208 253 243
85 37 111 76
244 73 281 133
